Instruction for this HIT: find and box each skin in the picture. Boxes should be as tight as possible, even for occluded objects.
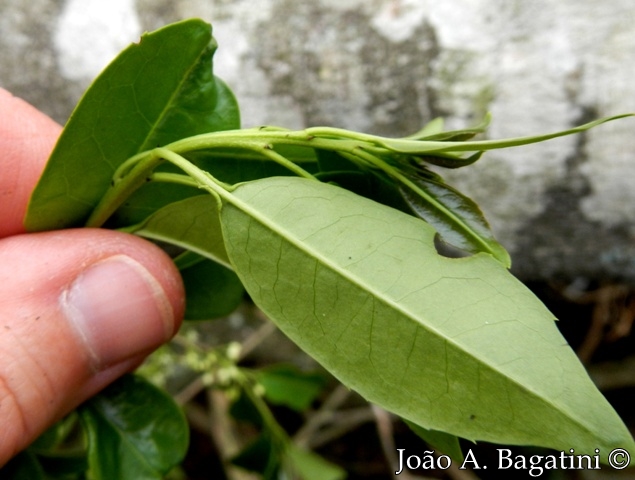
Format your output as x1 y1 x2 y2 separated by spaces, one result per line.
0 88 185 466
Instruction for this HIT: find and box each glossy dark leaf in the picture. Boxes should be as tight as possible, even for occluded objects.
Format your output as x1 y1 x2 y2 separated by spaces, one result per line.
187 150 300 184
0 451 46 480
107 181 201 227
25 19 239 231
179 254 244 320
399 173 511 266
414 150 483 169
315 148 362 174
79 375 188 480
185 143 318 185
34 453 88 478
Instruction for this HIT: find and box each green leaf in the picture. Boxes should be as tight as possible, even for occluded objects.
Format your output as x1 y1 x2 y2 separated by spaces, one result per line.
79 374 188 480
414 150 483 169
25 18 239 231
399 174 511 266
179 254 244 320
284 445 346 480
255 365 327 411
404 420 464 463
125 194 231 268
219 176 634 463
33 453 89 479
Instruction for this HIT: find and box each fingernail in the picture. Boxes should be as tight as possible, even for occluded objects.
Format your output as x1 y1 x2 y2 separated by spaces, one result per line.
61 255 175 369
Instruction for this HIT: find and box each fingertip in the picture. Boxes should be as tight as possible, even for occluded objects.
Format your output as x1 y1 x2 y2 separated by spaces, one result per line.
0 88 62 238
0 229 184 464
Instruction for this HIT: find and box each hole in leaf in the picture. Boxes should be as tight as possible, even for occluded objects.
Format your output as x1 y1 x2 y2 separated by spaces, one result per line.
433 233 472 259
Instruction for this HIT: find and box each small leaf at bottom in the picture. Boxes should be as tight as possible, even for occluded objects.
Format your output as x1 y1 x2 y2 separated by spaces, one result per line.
79 374 188 480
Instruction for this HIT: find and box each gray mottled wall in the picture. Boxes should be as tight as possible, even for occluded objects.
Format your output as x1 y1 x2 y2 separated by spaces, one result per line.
2 0 635 283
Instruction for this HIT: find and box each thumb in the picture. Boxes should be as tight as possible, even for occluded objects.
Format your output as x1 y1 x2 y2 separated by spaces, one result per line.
0 229 184 465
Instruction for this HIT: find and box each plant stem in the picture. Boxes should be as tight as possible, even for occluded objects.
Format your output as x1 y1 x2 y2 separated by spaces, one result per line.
149 172 200 187
256 145 318 180
85 152 163 227
343 146 499 259
152 147 231 201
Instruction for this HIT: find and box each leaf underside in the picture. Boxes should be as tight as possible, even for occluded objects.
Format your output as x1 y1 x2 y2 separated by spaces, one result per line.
220 176 634 460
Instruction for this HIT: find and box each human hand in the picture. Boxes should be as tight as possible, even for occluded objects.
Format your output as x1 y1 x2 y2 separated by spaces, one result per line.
0 88 185 466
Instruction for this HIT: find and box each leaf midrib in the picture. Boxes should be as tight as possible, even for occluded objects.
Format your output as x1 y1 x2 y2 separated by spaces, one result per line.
221 183 596 437
136 31 212 154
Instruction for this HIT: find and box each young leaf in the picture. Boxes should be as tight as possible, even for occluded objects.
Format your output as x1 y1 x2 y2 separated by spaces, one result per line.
254 365 327 411
179 254 244 320
25 19 239 231
79 375 188 480
417 113 491 142
124 194 231 268
188 151 301 184
219 176 634 463
372 113 634 154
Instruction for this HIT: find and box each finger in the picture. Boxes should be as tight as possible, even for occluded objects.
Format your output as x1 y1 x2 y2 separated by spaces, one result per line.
0 88 62 238
0 229 185 465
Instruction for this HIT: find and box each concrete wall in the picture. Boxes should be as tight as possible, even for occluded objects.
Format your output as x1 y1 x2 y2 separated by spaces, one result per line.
2 0 635 283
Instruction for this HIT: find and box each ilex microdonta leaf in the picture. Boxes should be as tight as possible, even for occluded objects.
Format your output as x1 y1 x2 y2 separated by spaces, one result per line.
20 17 635 478
25 18 239 231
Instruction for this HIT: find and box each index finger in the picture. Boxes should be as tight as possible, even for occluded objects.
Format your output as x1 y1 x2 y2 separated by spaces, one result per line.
0 88 62 238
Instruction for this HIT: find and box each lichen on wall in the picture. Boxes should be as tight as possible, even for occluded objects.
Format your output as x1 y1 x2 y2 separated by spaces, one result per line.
1 0 634 282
